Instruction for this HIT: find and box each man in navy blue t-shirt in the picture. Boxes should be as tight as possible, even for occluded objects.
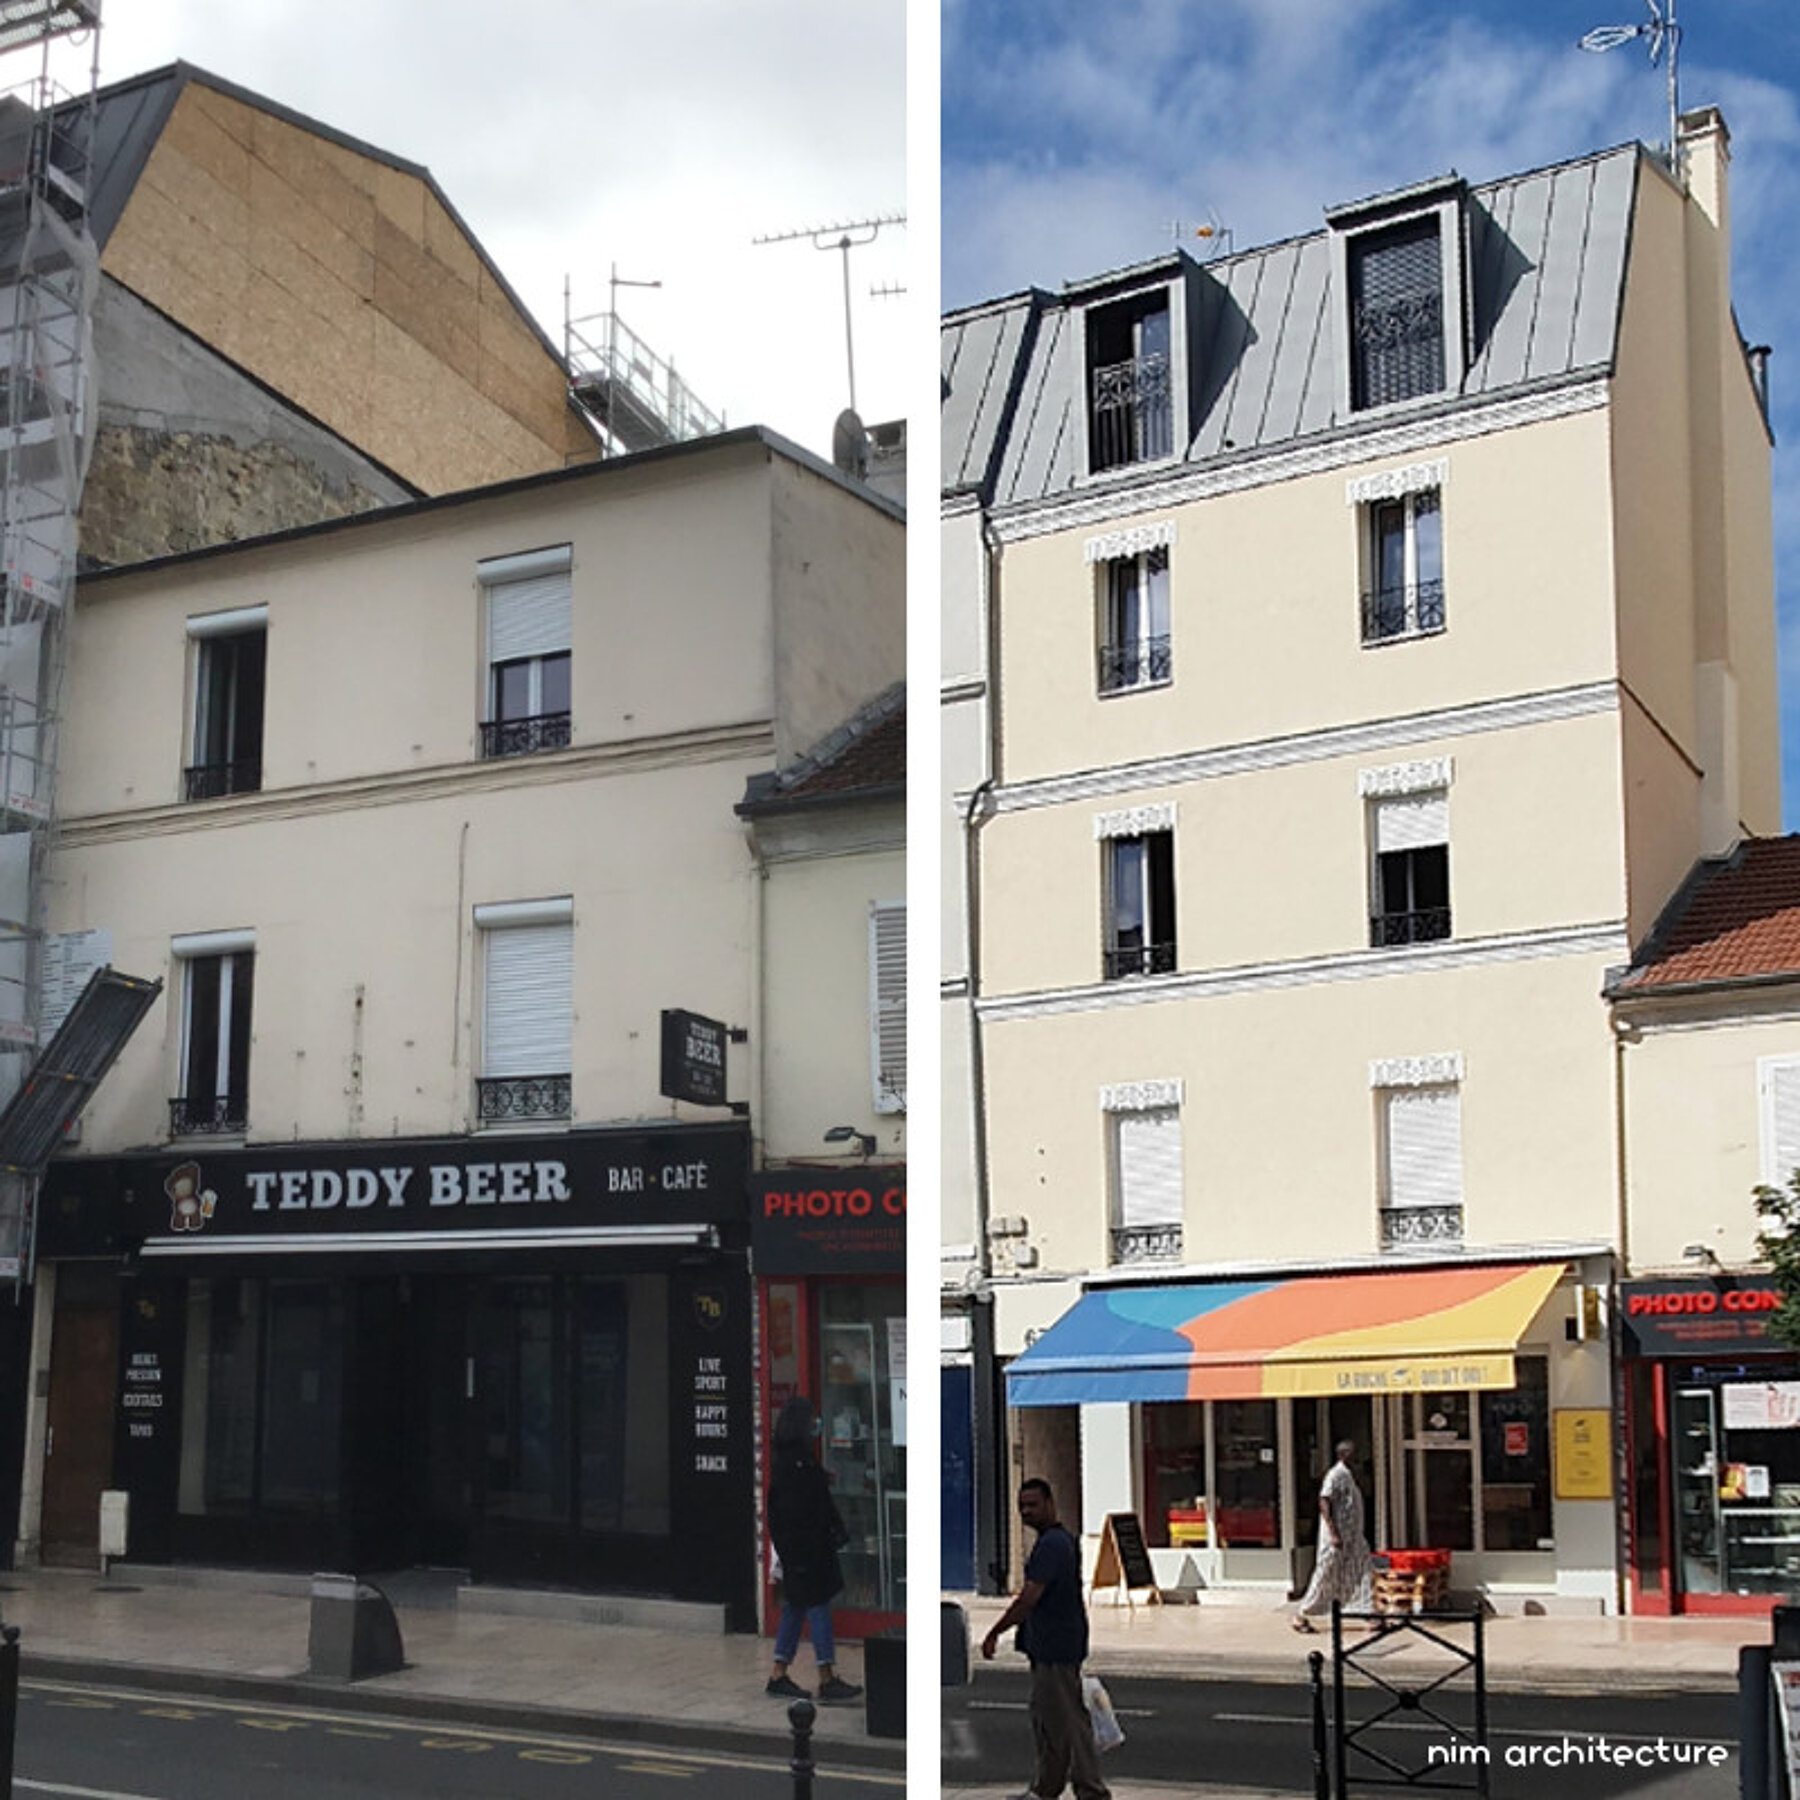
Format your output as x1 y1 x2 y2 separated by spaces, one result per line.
980 1478 1111 1800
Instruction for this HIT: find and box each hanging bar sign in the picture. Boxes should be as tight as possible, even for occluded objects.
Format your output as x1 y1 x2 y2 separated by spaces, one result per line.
661 1009 728 1106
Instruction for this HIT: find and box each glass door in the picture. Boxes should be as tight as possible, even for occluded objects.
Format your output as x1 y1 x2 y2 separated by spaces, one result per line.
1673 1386 1723 1596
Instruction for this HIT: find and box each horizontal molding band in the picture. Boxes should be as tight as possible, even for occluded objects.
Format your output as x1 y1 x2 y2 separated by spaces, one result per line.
988 375 1609 544
140 1224 718 1257
991 682 1618 815
56 721 777 848
975 920 1630 1024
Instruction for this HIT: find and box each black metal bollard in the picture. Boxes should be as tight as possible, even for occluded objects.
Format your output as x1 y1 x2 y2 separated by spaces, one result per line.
1309 1647 1330 1800
788 1696 815 1800
0 1620 19 1799
1741 1643 1772 1800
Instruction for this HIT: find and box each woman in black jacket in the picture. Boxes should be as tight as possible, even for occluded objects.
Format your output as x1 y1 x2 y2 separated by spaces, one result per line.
765 1394 863 1703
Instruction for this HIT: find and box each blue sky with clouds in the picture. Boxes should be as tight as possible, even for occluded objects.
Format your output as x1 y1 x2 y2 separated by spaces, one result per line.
943 0 1800 829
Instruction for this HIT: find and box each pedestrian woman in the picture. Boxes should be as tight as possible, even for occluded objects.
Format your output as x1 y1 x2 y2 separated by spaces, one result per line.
1292 1439 1374 1631
765 1394 863 1703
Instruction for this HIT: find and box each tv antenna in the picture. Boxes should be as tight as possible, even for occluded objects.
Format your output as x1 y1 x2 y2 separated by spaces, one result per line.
753 212 905 413
1579 0 1682 178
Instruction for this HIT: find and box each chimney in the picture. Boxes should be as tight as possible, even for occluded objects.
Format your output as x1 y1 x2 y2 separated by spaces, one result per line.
1678 105 1731 242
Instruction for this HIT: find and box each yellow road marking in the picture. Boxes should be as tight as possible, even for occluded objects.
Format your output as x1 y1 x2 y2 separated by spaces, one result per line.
417 1737 494 1753
617 1764 695 1778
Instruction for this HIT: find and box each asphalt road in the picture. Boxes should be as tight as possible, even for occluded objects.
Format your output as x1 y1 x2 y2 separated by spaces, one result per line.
17 1677 904 1799
945 1670 1741 1798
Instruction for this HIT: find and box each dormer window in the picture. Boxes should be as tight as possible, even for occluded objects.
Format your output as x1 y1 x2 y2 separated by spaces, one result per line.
1350 219 1444 409
1087 291 1172 471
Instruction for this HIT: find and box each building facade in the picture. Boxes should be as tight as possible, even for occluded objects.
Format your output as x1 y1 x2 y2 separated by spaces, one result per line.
942 111 1777 1613
24 428 903 1628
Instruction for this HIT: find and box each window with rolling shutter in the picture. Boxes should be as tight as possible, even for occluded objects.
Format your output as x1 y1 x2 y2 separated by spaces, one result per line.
1350 218 1445 409
1111 1104 1183 1264
480 546 572 759
1381 1084 1463 1246
1759 1058 1800 1187
1370 790 1450 947
477 901 573 1124
870 901 905 1113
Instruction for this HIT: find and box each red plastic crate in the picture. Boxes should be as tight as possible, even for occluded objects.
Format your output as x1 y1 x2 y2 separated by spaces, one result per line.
1375 1547 1451 1574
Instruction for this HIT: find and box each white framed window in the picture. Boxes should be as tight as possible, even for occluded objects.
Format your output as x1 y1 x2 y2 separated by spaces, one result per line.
1375 1055 1464 1247
1758 1056 1800 1189
1104 1079 1184 1265
1367 784 1450 948
1097 547 1171 693
1085 287 1175 473
480 545 572 758
870 900 905 1113
1362 488 1443 642
186 607 267 800
171 928 255 1136
476 897 573 1124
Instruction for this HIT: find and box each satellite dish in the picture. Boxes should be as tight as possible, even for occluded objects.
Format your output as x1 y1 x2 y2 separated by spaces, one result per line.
832 407 870 479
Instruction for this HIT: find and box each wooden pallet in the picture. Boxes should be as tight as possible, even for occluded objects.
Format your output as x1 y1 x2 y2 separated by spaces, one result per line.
1371 1569 1449 1615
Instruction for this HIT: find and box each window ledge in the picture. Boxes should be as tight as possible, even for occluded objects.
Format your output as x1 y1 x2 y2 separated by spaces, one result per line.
1098 675 1174 700
1360 624 1447 650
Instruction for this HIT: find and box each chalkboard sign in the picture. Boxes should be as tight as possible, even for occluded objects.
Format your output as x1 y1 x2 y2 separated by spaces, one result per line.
1091 1512 1161 1606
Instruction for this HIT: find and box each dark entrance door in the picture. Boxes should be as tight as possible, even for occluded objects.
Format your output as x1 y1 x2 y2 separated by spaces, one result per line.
42 1264 119 1566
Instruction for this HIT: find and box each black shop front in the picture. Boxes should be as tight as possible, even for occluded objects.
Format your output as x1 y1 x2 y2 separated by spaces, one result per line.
36 1123 757 1627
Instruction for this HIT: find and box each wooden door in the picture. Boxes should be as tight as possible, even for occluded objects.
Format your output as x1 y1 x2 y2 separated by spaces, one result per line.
42 1266 119 1565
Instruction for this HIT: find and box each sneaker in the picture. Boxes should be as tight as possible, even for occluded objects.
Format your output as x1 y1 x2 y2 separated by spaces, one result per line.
817 1676 863 1704
766 1674 810 1699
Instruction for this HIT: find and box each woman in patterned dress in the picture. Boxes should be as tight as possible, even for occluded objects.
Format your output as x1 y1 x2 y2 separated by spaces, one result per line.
1292 1440 1374 1631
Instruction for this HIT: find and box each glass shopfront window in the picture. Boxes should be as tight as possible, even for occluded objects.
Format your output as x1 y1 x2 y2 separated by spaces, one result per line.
1214 1400 1280 1547
1141 1402 1204 1548
1479 1359 1552 1550
818 1283 905 1614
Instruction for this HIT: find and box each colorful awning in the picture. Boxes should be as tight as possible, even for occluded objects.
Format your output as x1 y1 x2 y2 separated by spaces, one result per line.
1006 1263 1565 1407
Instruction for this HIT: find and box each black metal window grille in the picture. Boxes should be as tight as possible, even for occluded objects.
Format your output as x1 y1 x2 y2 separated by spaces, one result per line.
1380 1203 1464 1247
1110 1222 1183 1264
1371 843 1450 947
484 649 572 759
1105 831 1176 980
1350 219 1445 409
168 1093 248 1136
479 713 572 758
1088 293 1174 471
183 758 263 801
1099 548 1172 692
477 1074 572 1123
1362 579 1446 643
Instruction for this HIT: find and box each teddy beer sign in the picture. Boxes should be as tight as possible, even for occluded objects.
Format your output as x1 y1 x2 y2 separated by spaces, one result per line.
132 1125 750 1246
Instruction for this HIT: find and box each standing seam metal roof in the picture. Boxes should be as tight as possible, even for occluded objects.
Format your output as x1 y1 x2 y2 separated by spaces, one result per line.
942 143 1643 505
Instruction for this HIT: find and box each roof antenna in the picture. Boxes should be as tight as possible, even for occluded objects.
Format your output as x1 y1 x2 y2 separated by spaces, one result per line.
1579 0 1682 180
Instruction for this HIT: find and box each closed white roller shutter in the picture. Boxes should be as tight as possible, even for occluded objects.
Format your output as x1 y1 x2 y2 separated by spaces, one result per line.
1761 1058 1800 1186
1385 1085 1462 1211
1116 1106 1183 1227
1373 791 1448 854
483 922 573 1077
486 566 571 664
870 901 905 1112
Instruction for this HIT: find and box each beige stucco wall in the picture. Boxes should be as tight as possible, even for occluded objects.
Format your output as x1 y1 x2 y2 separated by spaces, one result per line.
104 81 593 494
980 949 1619 1276
994 408 1619 788
1618 994 1800 1270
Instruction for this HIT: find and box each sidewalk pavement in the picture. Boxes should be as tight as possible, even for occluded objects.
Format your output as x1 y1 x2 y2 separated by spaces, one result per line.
0 1564 904 1772
952 1591 1759 1693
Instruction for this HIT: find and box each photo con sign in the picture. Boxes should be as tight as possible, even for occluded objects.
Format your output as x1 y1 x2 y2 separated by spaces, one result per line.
750 1167 906 1275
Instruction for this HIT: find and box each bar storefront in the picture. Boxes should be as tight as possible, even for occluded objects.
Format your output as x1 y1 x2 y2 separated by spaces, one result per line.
1622 1272 1800 1615
35 1122 758 1626
752 1167 905 1637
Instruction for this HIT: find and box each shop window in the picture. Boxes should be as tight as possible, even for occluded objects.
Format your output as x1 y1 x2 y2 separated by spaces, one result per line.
819 1283 906 1614
870 900 905 1113
1140 1402 1205 1549
185 609 266 800
480 545 573 758
476 898 573 1125
1097 547 1172 693
1478 1357 1552 1551
1213 1399 1280 1547
171 931 254 1138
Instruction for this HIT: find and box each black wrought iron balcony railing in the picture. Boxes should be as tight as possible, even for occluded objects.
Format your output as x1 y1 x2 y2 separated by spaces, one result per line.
1090 352 1173 470
480 712 572 759
183 759 262 801
169 1094 247 1136
1111 1223 1183 1265
1361 579 1445 643
1370 907 1452 948
1381 1203 1464 1248
1098 635 1173 693
1103 939 1177 981
477 1073 572 1124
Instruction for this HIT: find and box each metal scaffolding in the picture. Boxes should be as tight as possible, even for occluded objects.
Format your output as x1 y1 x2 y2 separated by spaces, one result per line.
0 0 100 1280
564 284 724 458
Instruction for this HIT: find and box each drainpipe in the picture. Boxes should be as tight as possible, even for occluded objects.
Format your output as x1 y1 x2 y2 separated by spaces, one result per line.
1610 1005 1636 1616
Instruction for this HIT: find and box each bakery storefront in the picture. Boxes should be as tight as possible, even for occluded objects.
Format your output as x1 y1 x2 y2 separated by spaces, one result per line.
752 1167 905 1637
1622 1273 1800 1615
35 1123 758 1626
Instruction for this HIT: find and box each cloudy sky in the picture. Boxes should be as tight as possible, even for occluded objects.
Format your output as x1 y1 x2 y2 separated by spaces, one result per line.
44 0 907 460
944 0 1800 825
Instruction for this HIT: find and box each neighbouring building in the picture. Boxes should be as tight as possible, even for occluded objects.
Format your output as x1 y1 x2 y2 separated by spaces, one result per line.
23 427 902 1626
942 108 1778 1614
739 685 907 1636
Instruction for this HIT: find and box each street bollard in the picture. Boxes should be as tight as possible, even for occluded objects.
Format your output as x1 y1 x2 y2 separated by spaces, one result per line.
788 1696 815 1800
1309 1648 1330 1800
1741 1643 1772 1800
0 1619 19 1799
